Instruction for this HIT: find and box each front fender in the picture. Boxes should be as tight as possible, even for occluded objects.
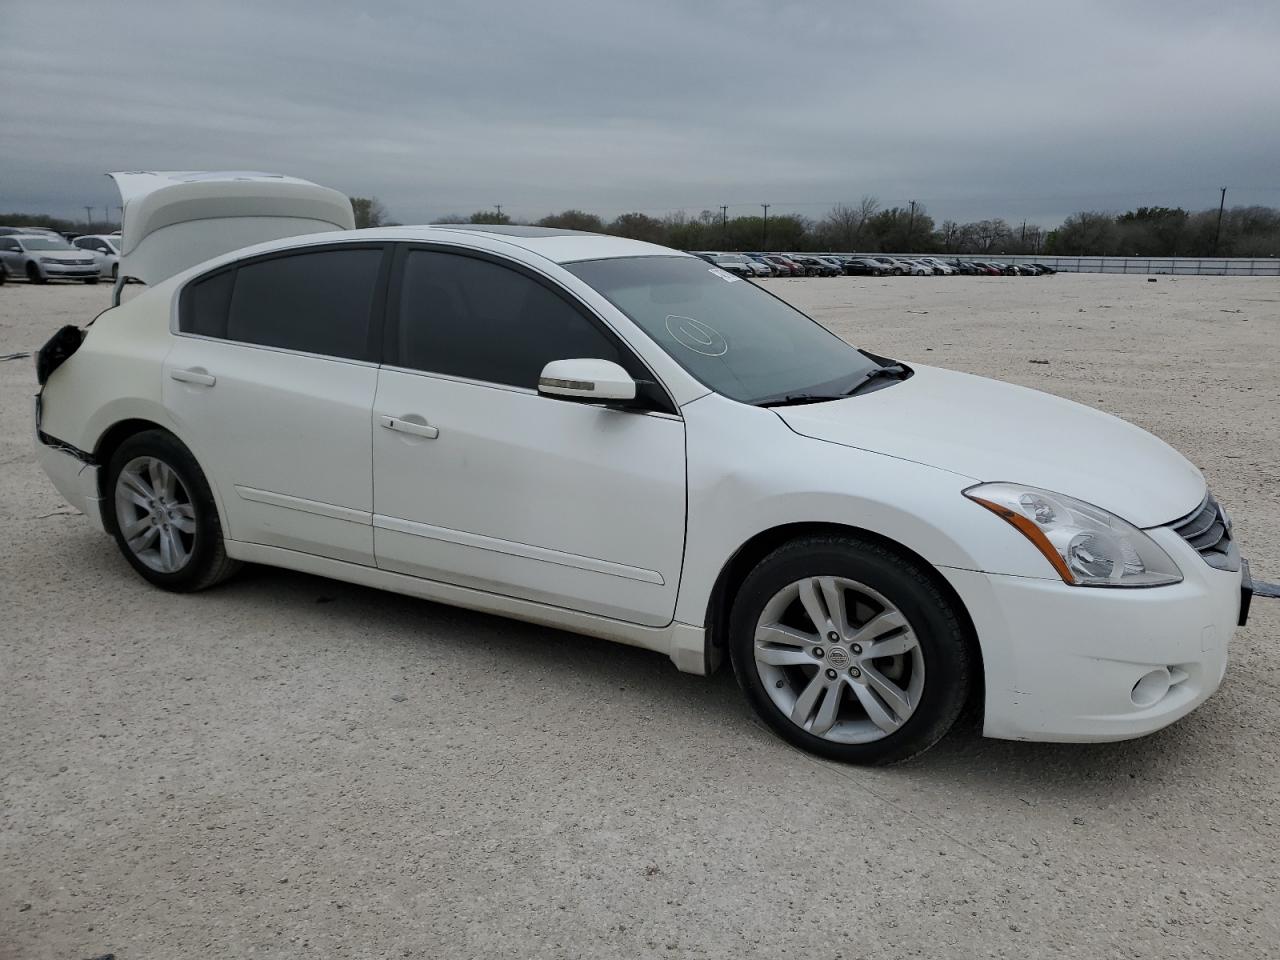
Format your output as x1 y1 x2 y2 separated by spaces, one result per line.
672 394 1059 627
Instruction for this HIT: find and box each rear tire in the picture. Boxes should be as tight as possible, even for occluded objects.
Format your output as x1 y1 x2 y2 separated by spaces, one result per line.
729 535 973 765
104 430 240 592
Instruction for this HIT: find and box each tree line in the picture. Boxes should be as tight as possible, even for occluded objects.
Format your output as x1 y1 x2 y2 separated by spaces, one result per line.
8 195 1277 259
396 196 1280 258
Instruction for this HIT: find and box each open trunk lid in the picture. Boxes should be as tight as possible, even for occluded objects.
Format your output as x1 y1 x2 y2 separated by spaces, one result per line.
108 171 354 287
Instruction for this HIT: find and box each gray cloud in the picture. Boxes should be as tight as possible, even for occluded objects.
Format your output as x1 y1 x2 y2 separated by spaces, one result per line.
3 0 1279 227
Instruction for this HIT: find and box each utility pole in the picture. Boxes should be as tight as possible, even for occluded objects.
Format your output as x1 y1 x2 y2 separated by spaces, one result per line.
494 203 503 220
84 205 93 227
1020 219 1027 248
1212 187 1226 257
906 200 917 250
720 205 728 248
761 204 770 249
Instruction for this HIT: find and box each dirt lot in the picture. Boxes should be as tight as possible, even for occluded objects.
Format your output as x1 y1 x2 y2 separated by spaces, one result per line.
2 275 1278 959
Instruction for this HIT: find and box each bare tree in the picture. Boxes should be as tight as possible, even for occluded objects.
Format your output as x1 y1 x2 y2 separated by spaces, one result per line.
349 196 390 229
818 195 880 250
968 218 1012 253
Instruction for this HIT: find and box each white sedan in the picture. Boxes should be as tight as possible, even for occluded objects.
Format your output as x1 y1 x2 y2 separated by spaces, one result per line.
33 180 1250 764
72 234 122 280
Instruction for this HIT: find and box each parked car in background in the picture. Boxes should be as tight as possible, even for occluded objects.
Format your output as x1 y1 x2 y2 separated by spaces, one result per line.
970 261 1003 276
789 255 840 277
746 256 780 277
35 178 1249 765
708 254 757 279
72 234 122 280
871 256 907 276
843 257 886 276
0 234 101 283
760 254 805 276
1029 262 1056 274
917 257 955 275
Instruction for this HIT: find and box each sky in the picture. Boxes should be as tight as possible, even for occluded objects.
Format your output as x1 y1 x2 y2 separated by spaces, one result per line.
3 0 1279 228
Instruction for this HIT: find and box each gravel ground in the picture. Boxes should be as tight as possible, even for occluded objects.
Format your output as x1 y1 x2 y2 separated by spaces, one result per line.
2 274 1277 960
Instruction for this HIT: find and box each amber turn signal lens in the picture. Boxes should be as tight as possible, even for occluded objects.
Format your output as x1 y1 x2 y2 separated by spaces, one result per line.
968 495 1077 584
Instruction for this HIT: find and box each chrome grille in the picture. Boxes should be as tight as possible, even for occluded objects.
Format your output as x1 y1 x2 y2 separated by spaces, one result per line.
1166 492 1239 572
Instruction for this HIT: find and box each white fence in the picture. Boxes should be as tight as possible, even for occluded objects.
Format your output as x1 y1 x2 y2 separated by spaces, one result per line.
960 255 1277 276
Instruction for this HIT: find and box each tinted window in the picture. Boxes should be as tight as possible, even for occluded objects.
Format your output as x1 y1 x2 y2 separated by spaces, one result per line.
181 248 383 359
394 250 630 389
567 256 879 405
183 269 235 338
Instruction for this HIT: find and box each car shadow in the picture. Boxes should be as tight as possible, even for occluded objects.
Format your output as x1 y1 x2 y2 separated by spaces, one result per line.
198 560 1234 800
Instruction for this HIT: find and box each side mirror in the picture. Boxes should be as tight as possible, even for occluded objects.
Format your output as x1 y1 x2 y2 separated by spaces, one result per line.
538 358 636 403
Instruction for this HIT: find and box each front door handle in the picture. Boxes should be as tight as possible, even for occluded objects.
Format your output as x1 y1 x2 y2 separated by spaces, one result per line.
379 415 439 440
170 368 216 387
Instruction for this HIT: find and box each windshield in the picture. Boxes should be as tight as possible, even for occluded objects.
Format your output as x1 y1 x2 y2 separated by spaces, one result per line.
19 236 72 251
567 255 879 405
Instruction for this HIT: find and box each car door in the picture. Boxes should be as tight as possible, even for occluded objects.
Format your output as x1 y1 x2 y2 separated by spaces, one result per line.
372 246 687 627
0 238 21 273
163 243 389 565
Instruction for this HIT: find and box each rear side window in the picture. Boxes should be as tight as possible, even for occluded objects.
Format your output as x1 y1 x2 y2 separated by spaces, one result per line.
184 269 234 338
180 247 384 361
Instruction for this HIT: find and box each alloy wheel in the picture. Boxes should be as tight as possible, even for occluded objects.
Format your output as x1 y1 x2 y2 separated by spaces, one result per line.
753 576 925 743
113 456 197 573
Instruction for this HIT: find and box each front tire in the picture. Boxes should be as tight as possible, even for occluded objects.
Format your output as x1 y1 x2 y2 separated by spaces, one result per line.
26 262 45 284
104 430 240 591
729 535 973 764
84 277 99 284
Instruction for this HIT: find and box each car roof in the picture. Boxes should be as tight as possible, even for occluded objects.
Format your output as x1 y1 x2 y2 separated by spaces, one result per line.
283 224 683 265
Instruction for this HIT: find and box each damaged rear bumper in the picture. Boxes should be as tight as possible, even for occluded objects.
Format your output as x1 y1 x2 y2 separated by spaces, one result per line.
33 398 104 532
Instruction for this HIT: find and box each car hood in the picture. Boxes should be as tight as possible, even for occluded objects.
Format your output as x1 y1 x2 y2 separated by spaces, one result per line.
774 364 1205 528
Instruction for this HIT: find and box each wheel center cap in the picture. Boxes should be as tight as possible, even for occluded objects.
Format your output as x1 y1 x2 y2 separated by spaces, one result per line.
827 647 851 669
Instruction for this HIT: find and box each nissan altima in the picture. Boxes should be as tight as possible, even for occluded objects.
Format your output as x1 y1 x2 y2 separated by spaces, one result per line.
33 172 1251 764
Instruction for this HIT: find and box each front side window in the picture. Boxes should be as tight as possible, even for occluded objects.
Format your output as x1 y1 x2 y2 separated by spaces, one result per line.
567 256 880 405
394 250 627 388
179 247 383 361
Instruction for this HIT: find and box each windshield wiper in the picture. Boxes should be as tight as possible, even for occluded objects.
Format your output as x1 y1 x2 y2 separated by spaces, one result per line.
757 393 850 407
756 363 911 407
843 362 910 396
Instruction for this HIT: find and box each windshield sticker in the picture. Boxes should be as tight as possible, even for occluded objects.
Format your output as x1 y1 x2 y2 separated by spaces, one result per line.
708 267 740 283
666 315 728 356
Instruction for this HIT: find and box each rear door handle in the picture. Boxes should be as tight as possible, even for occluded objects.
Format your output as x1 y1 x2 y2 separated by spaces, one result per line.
170 368 216 387
379 415 439 440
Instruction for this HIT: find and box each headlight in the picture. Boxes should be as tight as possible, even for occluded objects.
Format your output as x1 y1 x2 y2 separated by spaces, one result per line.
965 482 1182 587
39 257 58 264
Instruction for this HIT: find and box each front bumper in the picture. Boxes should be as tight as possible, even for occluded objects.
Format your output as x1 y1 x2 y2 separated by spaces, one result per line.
41 262 99 277
943 527 1242 743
